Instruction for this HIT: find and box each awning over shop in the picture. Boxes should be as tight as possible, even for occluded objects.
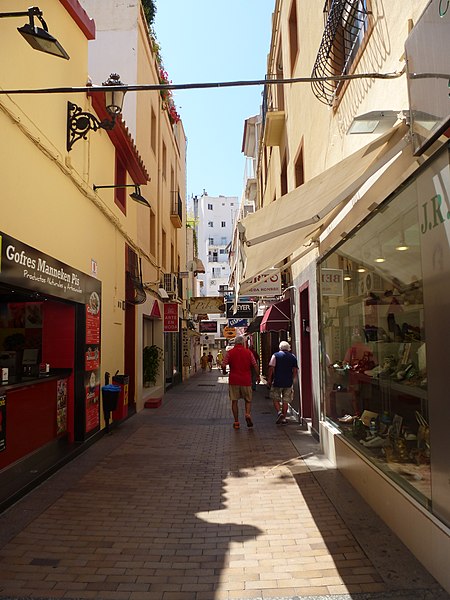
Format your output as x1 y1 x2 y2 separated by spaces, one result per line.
245 315 263 334
260 299 291 332
237 124 410 288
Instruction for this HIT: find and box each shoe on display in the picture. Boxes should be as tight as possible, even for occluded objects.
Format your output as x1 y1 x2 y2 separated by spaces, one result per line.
338 414 355 423
361 436 389 448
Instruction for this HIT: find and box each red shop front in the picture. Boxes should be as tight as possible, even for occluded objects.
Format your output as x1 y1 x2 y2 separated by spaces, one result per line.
0 232 102 505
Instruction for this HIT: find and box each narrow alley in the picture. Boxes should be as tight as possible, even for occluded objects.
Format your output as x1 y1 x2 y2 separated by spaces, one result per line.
0 370 448 600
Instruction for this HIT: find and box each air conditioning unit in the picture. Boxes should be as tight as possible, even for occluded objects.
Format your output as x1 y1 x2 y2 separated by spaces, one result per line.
358 272 384 296
162 273 178 295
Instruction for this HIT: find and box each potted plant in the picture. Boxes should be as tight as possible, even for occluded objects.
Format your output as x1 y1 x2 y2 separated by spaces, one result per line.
143 344 163 387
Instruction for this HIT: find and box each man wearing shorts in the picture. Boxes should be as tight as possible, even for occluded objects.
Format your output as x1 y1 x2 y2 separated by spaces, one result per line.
222 336 259 429
267 341 298 424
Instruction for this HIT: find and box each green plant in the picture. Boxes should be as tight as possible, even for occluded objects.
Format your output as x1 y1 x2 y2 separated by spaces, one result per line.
142 0 157 28
143 344 163 385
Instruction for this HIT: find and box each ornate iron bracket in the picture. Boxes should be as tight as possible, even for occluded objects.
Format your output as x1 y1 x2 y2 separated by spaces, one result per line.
66 101 116 151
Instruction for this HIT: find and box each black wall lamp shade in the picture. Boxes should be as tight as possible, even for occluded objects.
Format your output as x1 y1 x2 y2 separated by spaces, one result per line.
0 7 69 59
93 184 151 208
66 74 126 151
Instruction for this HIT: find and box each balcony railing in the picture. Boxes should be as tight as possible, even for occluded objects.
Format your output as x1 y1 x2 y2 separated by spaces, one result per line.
170 191 183 228
311 0 372 106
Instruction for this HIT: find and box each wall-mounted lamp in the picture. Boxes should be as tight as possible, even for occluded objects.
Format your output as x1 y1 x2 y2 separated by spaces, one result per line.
93 184 150 208
67 73 126 151
0 6 69 59
347 110 403 135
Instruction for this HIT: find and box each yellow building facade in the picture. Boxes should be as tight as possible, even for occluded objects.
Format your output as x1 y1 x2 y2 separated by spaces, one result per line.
237 0 450 592
0 0 189 505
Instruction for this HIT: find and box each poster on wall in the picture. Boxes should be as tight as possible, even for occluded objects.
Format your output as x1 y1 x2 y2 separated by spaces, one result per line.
0 394 6 452
56 379 68 435
85 370 100 433
85 346 100 371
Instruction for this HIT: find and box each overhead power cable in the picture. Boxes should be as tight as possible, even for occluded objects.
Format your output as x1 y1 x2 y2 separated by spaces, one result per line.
0 69 409 96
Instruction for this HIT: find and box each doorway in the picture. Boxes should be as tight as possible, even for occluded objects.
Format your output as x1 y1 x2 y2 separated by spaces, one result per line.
299 284 313 420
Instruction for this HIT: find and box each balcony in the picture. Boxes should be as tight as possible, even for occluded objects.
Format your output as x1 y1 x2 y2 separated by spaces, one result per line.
263 110 285 146
170 191 183 228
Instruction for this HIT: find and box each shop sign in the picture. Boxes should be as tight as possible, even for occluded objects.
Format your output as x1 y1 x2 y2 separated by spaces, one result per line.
226 301 255 319
164 303 179 332
189 297 226 314
85 371 100 433
228 318 248 327
321 268 343 296
223 326 236 339
0 231 98 303
199 321 218 333
182 328 190 366
0 394 5 452
239 269 282 296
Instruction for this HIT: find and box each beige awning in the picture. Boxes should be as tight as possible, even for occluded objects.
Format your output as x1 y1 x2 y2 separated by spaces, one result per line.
237 124 410 288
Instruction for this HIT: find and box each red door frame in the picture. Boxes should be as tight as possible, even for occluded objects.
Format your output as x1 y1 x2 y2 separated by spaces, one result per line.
298 282 313 420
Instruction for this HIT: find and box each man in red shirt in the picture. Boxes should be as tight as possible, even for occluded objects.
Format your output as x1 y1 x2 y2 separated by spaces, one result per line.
222 336 259 429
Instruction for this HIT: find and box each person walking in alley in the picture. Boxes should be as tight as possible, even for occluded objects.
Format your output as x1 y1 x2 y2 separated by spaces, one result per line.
200 352 208 372
216 349 223 370
267 341 299 425
207 352 214 371
222 335 259 429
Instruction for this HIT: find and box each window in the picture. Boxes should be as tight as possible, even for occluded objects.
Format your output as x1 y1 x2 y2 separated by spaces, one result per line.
115 153 127 214
295 143 304 188
220 249 226 254
280 155 288 197
161 229 167 268
212 268 221 277
208 203 213 210
311 1 372 106
320 176 429 505
208 221 213 228
221 221 226 227
162 141 167 180
289 0 299 75
150 106 156 154
221 237 227 245
150 208 156 256
208 237 214 245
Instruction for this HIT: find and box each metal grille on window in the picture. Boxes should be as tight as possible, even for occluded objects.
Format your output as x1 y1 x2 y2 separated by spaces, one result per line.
311 0 371 106
126 248 147 305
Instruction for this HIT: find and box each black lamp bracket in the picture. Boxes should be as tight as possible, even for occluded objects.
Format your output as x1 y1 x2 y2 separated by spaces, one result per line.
0 7 46 28
67 101 116 152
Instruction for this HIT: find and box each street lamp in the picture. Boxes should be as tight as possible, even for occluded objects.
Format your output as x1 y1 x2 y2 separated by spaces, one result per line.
93 184 151 208
67 73 127 151
0 6 69 59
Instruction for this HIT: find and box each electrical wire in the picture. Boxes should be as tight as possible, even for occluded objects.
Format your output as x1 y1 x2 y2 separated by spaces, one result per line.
0 69 407 96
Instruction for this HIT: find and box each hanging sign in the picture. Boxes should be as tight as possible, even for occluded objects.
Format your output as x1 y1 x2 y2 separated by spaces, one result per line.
164 303 179 332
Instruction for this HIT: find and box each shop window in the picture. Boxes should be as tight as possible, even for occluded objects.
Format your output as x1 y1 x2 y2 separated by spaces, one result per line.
319 178 429 507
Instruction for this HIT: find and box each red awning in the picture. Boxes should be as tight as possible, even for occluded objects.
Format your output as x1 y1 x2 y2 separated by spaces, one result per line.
260 298 291 332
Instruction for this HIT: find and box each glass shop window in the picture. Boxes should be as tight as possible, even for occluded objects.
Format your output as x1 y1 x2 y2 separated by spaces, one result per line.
319 181 429 507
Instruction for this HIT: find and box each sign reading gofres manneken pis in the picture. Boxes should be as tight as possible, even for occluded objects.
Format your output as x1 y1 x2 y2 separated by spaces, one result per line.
0 231 99 303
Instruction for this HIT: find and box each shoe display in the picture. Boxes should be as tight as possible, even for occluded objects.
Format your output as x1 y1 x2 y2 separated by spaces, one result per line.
338 414 355 423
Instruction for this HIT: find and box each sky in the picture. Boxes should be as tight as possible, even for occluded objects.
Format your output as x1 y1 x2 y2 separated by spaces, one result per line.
154 1 275 200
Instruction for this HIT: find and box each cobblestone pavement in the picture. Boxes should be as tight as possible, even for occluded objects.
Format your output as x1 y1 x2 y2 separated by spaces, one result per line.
0 370 448 600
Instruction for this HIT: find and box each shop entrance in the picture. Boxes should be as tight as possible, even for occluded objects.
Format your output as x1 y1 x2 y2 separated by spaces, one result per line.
299 284 313 421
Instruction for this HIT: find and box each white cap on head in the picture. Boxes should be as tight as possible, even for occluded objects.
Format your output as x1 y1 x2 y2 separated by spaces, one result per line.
279 341 291 351
234 335 245 345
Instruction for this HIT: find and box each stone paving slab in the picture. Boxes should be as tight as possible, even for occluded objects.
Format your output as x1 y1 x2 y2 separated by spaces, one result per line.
0 370 448 600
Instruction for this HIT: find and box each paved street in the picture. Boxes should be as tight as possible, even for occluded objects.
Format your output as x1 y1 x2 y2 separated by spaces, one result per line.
0 369 448 600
